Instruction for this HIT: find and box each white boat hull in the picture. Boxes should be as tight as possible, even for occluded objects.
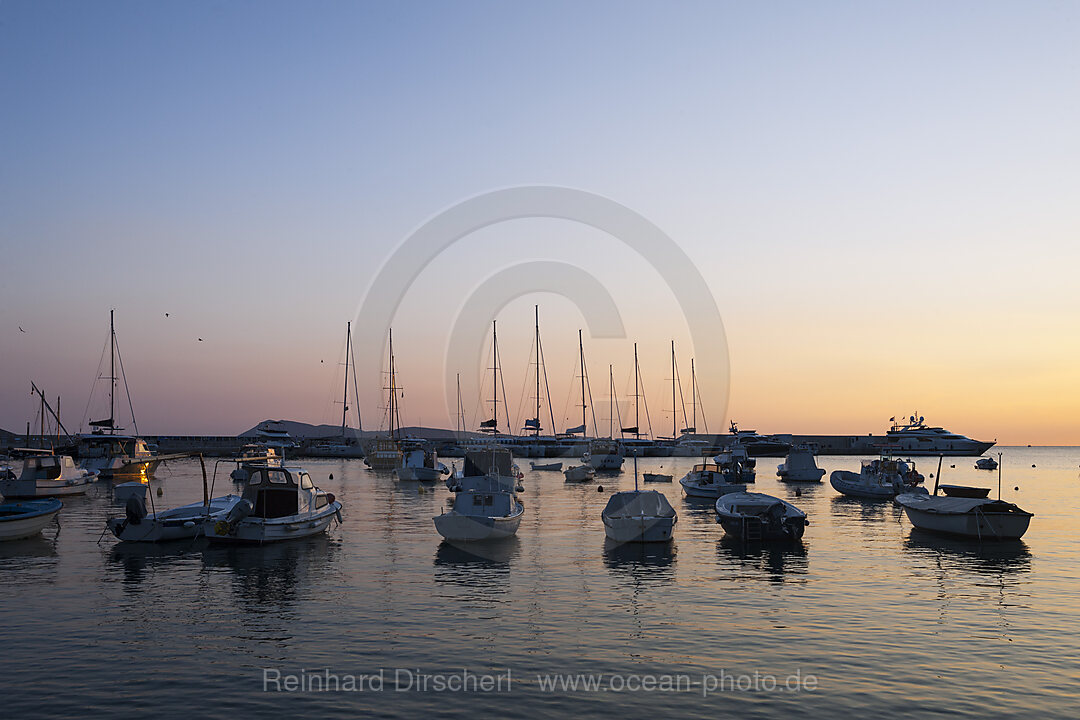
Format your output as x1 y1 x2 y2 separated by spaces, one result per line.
602 515 675 543
679 476 745 498
395 465 444 482
0 500 62 541
203 502 343 544
1 474 95 499
434 511 522 541
830 470 927 500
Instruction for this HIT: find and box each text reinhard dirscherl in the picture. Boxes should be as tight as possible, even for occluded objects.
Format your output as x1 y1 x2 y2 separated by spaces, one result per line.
262 668 819 696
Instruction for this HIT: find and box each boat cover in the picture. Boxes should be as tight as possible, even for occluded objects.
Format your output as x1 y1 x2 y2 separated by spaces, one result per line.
603 491 675 519
897 495 1029 515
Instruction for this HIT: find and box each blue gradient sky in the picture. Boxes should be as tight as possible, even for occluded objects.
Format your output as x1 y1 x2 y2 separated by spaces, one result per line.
1 1 1077 442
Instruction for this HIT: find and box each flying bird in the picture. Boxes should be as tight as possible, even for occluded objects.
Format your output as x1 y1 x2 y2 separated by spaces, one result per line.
19 326 26 333
165 312 170 318
198 338 203 342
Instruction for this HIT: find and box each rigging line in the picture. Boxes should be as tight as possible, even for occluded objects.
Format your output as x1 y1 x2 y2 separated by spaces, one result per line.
581 346 599 438
694 364 709 434
674 352 689 432
512 336 533 434
80 328 112 434
113 334 139 436
350 335 363 433
538 330 556 438
639 360 654 439
496 336 512 436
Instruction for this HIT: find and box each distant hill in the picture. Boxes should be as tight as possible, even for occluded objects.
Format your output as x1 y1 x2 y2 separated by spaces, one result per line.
238 420 480 441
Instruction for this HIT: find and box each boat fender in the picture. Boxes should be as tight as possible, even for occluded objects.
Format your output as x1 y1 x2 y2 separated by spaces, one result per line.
125 494 147 525
597 485 604 492
329 473 334 480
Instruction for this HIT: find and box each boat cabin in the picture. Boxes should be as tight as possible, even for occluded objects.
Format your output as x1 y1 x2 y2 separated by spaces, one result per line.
603 490 675 519
452 489 517 516
79 434 154 458
242 466 327 518
19 454 83 481
463 448 514 477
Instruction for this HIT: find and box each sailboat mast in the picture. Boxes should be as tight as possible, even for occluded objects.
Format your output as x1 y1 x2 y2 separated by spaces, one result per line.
609 364 614 438
341 322 351 438
634 343 640 440
671 340 676 439
109 309 115 434
535 306 541 438
577 330 585 438
388 328 396 440
492 320 498 435
456 373 463 436
691 358 696 432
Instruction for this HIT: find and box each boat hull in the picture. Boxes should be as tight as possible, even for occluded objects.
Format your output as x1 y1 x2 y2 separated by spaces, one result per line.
830 470 927 500
0 499 63 541
901 505 1031 540
602 515 675 543
433 511 522 541
203 502 343 544
778 468 825 483
395 465 444 482
715 512 805 541
679 476 745 499
108 496 243 543
0 475 94 499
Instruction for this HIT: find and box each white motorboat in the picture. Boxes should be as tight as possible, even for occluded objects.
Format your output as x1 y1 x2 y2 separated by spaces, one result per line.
0 498 63 541
230 444 281 482
715 492 807 541
777 444 825 483
529 461 563 471
564 465 596 482
830 456 928 500
202 465 342 544
679 462 746 498
395 447 449 482
975 456 999 471
712 444 756 483
583 439 624 471
108 494 244 543
877 413 994 456
896 494 1032 540
0 453 97 498
433 476 524 542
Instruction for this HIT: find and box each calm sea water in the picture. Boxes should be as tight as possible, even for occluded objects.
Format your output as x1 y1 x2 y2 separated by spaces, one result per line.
2 447 1078 719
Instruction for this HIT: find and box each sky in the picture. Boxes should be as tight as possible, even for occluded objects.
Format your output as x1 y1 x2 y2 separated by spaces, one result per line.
1 0 1077 444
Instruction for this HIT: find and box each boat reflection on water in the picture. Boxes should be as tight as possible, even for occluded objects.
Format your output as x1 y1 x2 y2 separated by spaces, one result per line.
433 538 520 593
201 535 341 607
108 539 204 586
715 537 808 584
602 539 676 579
903 529 1032 575
0 533 60 563
829 494 895 522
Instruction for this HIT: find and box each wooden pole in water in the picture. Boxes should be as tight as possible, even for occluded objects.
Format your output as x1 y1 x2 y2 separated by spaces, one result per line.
997 452 1002 501
933 455 943 496
200 453 209 509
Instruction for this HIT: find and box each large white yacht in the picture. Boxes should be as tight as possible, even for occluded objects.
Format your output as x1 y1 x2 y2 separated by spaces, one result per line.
878 414 994 456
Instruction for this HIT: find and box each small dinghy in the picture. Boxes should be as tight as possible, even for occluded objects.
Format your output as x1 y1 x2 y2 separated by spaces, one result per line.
975 456 999 471
202 465 342 544
564 465 596 482
938 484 991 498
0 498 63 541
530 461 563 472
434 476 524 541
642 472 672 483
395 447 450 481
777 444 825 483
715 492 807 541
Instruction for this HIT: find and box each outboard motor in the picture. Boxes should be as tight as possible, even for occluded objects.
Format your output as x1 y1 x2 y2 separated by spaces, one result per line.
125 494 147 525
226 499 253 525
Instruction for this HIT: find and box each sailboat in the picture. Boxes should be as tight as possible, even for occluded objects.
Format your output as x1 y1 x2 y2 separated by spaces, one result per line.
601 346 677 543
518 306 564 459
670 358 714 456
578 331 624 472
307 322 365 458
77 311 174 479
364 329 404 471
